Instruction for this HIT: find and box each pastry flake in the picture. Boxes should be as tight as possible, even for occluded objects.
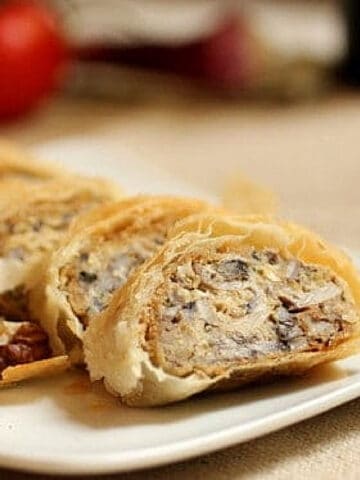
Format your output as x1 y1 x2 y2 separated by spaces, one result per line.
31 196 216 363
84 215 360 406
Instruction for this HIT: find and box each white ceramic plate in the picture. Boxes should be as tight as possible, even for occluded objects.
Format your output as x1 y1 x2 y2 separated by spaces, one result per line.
1 137 360 476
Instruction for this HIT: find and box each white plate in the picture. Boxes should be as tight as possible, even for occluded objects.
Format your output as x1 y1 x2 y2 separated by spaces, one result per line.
1 137 360 476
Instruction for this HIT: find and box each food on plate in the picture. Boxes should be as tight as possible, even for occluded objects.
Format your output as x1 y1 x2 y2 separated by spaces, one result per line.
84 215 360 406
0 319 68 385
0 140 65 189
1 139 358 405
0 177 121 323
0 140 123 384
0 168 121 383
31 196 215 363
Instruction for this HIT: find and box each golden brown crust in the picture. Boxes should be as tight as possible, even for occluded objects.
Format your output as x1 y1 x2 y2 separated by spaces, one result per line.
0 175 122 361
0 140 123 203
169 214 360 307
69 196 147 233
0 140 69 204
84 214 360 406
0 176 122 301
31 196 216 364
207 338 360 393
0 355 69 386
0 141 123 386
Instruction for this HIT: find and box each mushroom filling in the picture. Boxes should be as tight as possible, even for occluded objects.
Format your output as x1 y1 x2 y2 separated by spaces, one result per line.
60 231 165 327
0 197 102 261
149 248 358 377
0 197 103 321
0 321 51 375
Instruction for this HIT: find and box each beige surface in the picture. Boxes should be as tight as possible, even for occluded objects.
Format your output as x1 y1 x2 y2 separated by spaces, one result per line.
1 93 360 479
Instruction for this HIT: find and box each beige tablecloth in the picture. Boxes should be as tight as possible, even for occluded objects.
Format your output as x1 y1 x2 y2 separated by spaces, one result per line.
1 93 360 479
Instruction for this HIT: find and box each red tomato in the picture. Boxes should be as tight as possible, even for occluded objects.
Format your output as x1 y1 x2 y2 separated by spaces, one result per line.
0 1 67 119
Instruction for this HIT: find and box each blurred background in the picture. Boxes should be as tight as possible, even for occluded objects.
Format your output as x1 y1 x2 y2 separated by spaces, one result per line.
0 0 359 247
52 0 360 101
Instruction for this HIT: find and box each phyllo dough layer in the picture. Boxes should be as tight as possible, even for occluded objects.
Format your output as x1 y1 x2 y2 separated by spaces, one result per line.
0 177 121 323
84 215 360 406
31 196 214 363
0 140 69 195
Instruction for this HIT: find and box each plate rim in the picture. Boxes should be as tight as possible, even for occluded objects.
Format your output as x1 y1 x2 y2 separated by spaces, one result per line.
1 369 360 475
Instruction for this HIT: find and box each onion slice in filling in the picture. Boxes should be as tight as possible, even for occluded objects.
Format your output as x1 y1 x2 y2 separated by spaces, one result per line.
84 215 360 406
